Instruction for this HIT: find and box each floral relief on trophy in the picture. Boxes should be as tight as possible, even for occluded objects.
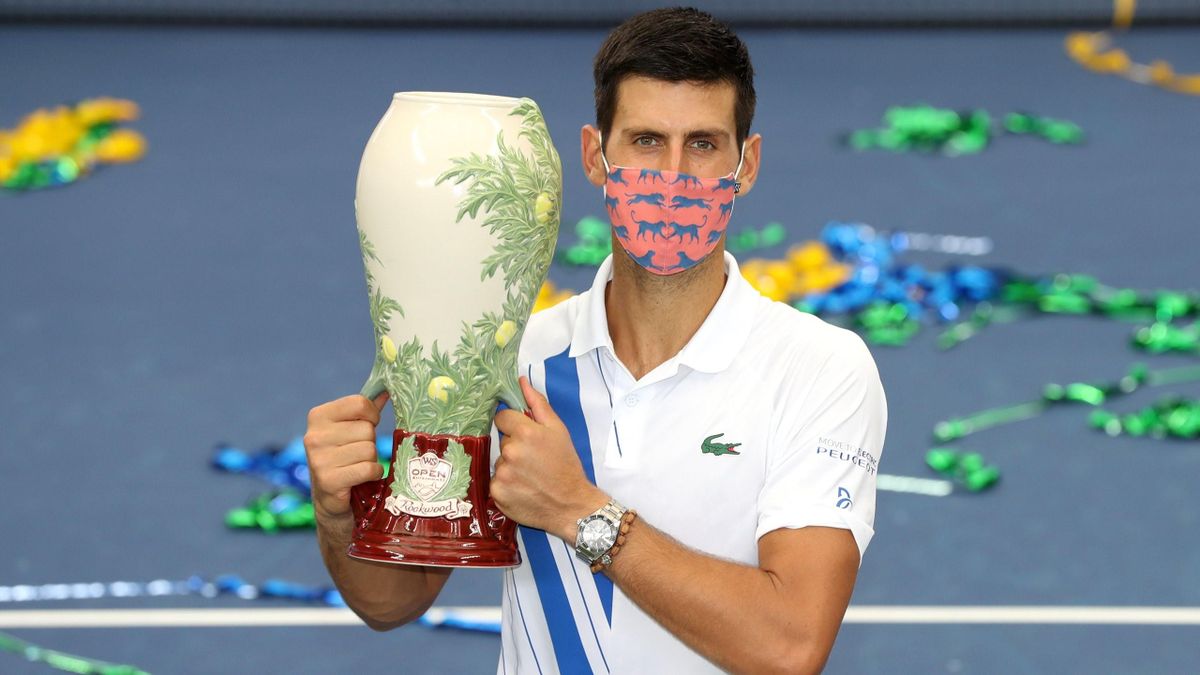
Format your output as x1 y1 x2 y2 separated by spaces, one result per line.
358 98 561 438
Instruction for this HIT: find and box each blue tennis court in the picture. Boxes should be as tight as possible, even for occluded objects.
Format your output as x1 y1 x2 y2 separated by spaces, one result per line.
2 17 1198 674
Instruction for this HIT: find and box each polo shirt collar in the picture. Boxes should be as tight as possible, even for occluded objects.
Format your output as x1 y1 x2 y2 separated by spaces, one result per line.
567 251 759 374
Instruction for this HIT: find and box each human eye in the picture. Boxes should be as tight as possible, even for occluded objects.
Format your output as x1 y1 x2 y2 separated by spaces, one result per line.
690 139 716 151
634 135 659 147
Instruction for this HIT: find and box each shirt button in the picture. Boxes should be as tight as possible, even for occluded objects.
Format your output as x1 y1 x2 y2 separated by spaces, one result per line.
624 394 639 407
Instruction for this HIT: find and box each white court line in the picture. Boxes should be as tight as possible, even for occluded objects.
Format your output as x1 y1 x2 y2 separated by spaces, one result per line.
843 606 1200 625
0 608 365 628
3 606 1200 628
876 474 953 497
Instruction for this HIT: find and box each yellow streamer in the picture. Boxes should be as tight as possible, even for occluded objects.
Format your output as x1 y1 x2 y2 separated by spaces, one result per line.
534 241 846 308
740 241 848 303
1112 0 1136 29
1065 30 1200 96
533 280 575 313
0 97 147 185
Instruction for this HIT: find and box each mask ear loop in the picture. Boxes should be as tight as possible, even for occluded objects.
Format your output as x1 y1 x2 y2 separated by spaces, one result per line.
732 141 746 194
598 131 612 199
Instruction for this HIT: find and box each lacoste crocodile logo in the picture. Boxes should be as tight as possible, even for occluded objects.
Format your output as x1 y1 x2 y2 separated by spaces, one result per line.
701 433 742 456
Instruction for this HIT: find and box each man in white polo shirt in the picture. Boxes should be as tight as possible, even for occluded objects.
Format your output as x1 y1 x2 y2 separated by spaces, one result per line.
306 7 886 674
490 244 885 673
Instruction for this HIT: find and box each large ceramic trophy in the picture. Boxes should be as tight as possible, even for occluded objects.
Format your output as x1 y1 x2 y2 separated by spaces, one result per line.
348 92 561 567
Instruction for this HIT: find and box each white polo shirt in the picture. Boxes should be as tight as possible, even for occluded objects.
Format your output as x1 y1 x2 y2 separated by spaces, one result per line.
494 251 887 675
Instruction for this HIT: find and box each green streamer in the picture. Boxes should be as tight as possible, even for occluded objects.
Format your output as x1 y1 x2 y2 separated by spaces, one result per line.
936 362 1200 443
845 105 1084 157
0 631 149 675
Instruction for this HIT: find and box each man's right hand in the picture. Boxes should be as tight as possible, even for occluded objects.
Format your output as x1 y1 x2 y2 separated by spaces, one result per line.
304 392 390 521
304 390 450 631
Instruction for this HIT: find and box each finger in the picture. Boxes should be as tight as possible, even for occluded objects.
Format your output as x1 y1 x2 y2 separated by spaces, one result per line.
312 440 377 470
520 376 561 427
333 460 385 489
314 395 381 425
351 394 383 425
340 439 380 466
371 390 391 412
314 420 376 448
494 408 532 437
496 433 524 462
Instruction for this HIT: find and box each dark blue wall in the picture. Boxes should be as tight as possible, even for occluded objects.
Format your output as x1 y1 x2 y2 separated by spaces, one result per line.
0 0 1198 26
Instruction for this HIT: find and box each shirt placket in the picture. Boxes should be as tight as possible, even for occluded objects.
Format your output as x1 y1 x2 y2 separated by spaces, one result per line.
599 348 642 470
600 347 685 471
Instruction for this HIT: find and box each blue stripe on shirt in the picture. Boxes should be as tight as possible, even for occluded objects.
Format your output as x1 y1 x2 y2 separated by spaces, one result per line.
544 347 616 624
519 527 591 674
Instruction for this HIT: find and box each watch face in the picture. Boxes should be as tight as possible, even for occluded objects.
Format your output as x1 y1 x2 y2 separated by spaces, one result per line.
580 518 616 554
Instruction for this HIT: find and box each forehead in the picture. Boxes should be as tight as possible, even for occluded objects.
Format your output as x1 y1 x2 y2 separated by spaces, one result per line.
611 76 737 135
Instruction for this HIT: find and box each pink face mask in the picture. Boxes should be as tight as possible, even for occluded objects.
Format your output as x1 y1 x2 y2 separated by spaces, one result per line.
601 134 745 276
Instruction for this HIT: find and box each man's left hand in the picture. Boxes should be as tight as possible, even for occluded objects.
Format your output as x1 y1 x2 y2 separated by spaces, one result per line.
492 376 609 541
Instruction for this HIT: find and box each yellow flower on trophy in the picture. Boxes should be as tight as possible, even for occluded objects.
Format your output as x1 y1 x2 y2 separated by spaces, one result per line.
380 335 398 363
495 320 518 348
535 191 557 225
427 376 457 403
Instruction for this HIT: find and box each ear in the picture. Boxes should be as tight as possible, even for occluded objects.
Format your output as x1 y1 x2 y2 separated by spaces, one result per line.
581 124 607 188
733 132 763 196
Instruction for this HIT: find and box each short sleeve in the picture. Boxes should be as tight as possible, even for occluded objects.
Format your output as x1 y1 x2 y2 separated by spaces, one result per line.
756 333 888 564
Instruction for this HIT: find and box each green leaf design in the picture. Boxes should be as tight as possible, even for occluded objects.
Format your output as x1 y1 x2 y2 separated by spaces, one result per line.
358 226 388 295
387 435 421 501
360 98 560 436
369 288 404 338
359 227 381 265
431 440 472 501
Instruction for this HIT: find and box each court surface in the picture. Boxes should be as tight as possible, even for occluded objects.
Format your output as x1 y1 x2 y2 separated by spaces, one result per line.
2 23 1198 674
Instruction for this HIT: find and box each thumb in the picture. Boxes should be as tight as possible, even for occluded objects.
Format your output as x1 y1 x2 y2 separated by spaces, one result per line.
372 390 390 412
519 376 560 427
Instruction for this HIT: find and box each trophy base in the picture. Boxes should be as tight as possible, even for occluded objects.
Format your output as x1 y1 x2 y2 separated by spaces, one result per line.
347 428 521 569
347 531 521 568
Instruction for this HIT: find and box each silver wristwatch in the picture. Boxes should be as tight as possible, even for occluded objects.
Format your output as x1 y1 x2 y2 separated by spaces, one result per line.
574 499 627 567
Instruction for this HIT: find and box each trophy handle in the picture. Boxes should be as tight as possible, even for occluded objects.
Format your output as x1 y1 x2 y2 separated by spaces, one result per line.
352 362 388 526
497 381 527 413
360 359 388 400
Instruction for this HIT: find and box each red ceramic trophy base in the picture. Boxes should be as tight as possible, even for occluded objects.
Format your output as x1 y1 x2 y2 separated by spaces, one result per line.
348 428 520 568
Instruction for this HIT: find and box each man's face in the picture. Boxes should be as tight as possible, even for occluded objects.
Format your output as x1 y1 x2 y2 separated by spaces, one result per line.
583 76 760 192
606 76 741 178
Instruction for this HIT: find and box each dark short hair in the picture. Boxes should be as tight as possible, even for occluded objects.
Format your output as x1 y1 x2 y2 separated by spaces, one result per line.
593 7 756 151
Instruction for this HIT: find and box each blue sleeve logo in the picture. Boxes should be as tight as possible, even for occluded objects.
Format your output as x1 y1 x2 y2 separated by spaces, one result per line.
836 487 853 510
